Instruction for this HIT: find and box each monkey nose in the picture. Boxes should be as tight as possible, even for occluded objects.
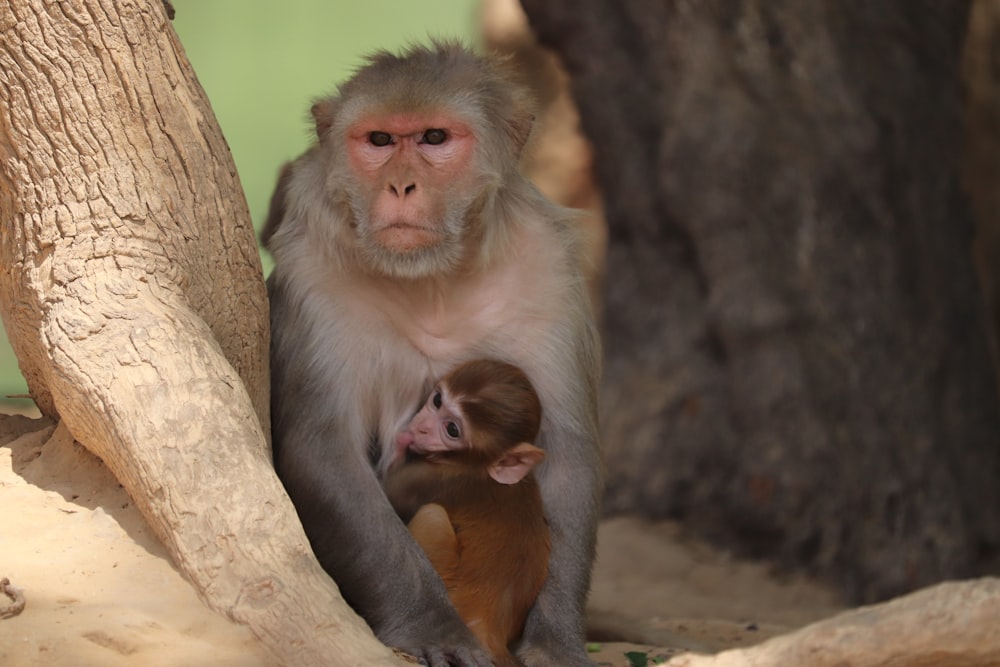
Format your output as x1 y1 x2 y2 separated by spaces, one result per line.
388 182 417 198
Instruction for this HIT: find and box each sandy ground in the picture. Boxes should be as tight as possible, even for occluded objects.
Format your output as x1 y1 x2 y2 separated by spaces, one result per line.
0 411 845 666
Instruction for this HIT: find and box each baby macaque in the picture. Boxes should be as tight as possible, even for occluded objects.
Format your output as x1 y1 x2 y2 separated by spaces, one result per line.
385 359 550 667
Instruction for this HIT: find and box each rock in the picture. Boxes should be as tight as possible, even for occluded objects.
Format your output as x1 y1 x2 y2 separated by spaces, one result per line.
664 578 1000 667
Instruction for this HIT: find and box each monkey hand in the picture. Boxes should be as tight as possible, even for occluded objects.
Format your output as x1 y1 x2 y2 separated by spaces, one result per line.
517 637 596 667
386 599 494 667
397 637 494 667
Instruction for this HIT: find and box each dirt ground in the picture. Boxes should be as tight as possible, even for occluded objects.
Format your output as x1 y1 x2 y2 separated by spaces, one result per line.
0 410 845 667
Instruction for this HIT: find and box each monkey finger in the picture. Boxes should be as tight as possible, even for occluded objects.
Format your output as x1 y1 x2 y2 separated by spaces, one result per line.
416 644 494 667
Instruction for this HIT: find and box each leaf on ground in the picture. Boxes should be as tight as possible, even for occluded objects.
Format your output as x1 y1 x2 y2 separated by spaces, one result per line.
625 651 649 667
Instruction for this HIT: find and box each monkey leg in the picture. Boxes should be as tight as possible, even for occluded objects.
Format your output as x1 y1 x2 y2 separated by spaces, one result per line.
408 503 460 576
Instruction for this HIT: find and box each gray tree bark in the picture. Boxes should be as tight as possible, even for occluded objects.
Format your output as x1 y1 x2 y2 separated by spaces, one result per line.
522 0 1000 603
0 1 405 664
964 0 1000 390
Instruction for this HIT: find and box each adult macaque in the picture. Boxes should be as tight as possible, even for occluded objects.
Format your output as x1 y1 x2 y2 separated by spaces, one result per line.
385 359 550 667
264 42 601 667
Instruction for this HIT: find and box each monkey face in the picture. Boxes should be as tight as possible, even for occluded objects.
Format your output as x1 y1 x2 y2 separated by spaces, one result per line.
401 384 469 458
342 112 483 278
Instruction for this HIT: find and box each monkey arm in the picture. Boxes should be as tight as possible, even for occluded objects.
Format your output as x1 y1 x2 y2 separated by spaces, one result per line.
519 427 602 667
407 503 460 576
517 315 603 667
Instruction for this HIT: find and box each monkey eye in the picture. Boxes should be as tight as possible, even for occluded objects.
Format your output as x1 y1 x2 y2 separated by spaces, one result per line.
445 421 461 439
368 131 393 147
421 129 447 145
432 391 442 409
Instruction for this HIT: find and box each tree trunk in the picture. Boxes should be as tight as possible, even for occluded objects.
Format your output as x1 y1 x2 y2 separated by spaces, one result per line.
0 1 404 664
964 0 1000 392
522 0 1000 603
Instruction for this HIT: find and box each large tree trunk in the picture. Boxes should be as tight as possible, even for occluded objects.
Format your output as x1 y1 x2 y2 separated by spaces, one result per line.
0 1 404 664
964 0 1000 391
522 0 1000 603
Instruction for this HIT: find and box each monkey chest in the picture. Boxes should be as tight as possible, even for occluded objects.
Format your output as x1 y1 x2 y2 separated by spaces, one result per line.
388 284 560 363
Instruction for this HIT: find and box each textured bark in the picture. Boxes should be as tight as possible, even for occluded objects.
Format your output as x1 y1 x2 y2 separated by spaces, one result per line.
522 0 1000 602
964 0 1000 391
0 1 404 664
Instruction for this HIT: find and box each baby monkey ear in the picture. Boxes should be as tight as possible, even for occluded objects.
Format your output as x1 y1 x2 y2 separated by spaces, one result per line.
488 443 545 485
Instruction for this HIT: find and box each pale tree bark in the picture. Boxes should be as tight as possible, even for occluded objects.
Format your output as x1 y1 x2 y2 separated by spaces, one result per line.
0 1 405 665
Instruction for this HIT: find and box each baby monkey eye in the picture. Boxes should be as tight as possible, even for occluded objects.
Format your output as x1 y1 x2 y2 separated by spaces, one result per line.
445 421 461 439
369 131 393 147
432 391 442 409
421 129 447 145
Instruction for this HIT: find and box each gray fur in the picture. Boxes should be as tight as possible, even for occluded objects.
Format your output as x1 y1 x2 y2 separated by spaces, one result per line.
266 43 602 667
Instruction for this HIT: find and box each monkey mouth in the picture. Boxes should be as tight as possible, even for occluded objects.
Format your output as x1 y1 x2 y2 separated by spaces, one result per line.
376 223 441 252
384 222 433 232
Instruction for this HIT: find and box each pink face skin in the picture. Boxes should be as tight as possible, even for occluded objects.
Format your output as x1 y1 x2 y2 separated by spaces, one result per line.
346 112 476 254
394 384 466 464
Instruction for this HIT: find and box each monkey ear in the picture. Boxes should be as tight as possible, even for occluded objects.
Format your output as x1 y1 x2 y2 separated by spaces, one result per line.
311 100 335 139
488 443 545 485
260 161 294 248
507 112 535 156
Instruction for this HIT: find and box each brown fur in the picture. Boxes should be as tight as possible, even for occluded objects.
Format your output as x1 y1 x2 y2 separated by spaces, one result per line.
439 359 542 465
389 463 549 667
